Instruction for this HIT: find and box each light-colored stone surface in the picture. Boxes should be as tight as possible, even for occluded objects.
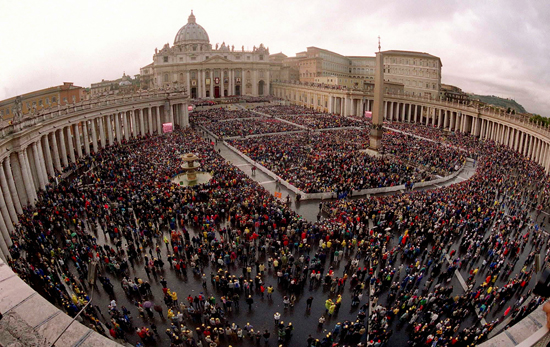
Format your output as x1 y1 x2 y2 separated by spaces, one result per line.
0 259 122 347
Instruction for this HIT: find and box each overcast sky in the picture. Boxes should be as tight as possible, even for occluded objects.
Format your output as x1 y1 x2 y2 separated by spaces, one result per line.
1 0 549 116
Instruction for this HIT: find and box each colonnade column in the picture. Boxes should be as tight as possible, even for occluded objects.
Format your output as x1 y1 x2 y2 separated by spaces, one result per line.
19 150 36 206
156 107 162 134
36 140 49 187
148 108 153 135
66 127 76 163
0 161 20 221
90 119 98 152
98 117 106 148
106 115 113 146
4 158 23 215
122 112 129 141
50 132 62 172
42 135 55 177
139 110 145 136
74 124 83 158
32 142 46 190
58 129 68 167
115 113 122 142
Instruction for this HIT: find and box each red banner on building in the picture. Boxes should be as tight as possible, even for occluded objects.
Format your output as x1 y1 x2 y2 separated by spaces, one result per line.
163 123 173 133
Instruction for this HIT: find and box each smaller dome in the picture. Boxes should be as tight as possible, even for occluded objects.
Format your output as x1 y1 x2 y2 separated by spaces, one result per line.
174 11 210 45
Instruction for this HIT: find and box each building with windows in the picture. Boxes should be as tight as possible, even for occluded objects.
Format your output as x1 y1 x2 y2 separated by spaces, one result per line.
0 82 84 121
382 50 442 99
90 73 140 98
140 11 278 98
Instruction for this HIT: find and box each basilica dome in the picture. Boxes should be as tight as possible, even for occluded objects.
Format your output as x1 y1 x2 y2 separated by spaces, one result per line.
174 11 210 45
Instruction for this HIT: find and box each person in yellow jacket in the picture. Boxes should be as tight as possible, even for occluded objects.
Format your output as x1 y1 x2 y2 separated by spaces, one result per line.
328 304 336 317
171 291 178 305
325 299 333 313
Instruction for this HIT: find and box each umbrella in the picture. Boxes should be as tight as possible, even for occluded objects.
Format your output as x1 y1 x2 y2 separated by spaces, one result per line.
143 301 153 309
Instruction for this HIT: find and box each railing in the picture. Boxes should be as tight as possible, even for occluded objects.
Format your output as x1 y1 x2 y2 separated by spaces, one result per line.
0 89 188 140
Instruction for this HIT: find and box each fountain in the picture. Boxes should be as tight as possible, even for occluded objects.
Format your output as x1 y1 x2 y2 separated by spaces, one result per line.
171 153 212 187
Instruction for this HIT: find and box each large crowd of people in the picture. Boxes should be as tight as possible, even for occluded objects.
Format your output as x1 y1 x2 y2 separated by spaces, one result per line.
277 114 363 129
230 129 464 193
201 118 302 138
3 102 550 347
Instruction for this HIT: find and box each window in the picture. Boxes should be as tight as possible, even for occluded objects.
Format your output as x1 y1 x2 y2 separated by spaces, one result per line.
63 97 67 103
191 57 196 61
163 56 168 63
46 98 50 105
247 56 251 60
179 57 183 62
39 100 43 106
52 97 57 103
259 55 264 61
163 74 168 82
205 56 209 60
26 102 30 109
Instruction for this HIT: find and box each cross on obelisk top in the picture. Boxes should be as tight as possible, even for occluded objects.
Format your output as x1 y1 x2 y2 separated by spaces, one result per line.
378 36 381 52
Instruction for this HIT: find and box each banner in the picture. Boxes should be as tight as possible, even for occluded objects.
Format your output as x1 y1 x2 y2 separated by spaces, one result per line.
163 123 173 133
274 192 282 198
365 111 372 119
188 105 193 111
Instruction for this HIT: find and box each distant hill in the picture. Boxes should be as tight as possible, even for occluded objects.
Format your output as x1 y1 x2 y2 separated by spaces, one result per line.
469 94 527 114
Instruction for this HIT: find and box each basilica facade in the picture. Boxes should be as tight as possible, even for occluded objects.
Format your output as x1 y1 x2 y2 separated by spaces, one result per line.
140 11 277 98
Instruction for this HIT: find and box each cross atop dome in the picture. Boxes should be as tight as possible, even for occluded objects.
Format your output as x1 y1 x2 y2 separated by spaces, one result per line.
188 10 196 24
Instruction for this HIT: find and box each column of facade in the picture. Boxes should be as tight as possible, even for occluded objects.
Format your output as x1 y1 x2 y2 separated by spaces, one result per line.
10 153 28 207
32 142 46 190
58 128 68 167
139 110 145 136
90 119 98 152
535 138 541 162
147 108 153 135
0 162 18 224
156 107 162 134
50 132 62 172
98 117 106 148
36 139 50 187
24 148 39 201
82 121 91 155
407 104 412 122
74 124 83 158
66 127 76 163
0 206 10 261
19 150 36 206
115 113 122 142
42 135 55 177
122 112 129 141
0 182 13 235
518 132 524 154
3 158 23 214
106 115 114 145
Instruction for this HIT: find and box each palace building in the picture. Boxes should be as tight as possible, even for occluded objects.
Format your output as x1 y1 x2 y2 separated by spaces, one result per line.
140 11 277 98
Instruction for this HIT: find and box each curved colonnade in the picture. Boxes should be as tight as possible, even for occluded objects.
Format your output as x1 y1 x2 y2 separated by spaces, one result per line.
272 82 550 173
0 91 190 262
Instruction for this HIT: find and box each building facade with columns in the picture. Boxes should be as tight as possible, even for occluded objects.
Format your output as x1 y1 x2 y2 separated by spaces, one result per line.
140 11 278 98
